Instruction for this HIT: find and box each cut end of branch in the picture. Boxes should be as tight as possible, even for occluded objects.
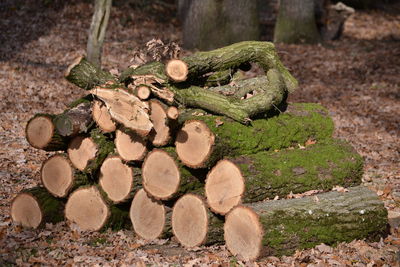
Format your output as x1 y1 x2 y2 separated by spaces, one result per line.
205 160 245 215
172 194 208 248
175 120 215 168
115 129 147 162
67 136 98 171
26 115 55 149
92 100 117 133
165 59 188 82
65 186 109 231
41 154 74 198
224 206 263 261
11 193 42 229
99 156 134 203
142 149 180 200
167 106 179 120
136 85 151 100
130 189 166 240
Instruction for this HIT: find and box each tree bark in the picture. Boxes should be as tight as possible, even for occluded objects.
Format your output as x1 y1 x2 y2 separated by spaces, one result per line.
87 0 112 67
224 186 388 260
274 0 321 44
53 101 93 137
181 0 260 51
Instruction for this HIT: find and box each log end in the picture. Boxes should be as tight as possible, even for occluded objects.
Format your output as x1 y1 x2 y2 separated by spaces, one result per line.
224 206 263 261
175 120 215 169
65 186 110 231
67 136 98 171
11 193 43 229
136 85 151 100
205 159 245 215
165 59 188 82
172 194 208 247
41 154 74 198
130 189 166 240
115 129 147 162
26 115 55 149
166 106 179 120
99 156 134 203
149 100 171 147
142 149 180 200
92 100 117 133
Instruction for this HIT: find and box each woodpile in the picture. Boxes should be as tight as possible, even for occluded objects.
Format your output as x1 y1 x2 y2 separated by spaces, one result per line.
12 41 388 260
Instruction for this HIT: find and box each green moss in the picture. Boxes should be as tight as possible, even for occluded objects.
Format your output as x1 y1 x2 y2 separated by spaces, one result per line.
235 139 363 202
67 95 93 108
256 187 388 256
180 103 334 165
84 129 115 176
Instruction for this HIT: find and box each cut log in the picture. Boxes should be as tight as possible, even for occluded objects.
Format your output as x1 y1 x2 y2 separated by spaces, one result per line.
171 194 224 248
224 186 389 260
175 103 334 168
205 140 363 214
133 85 151 100
142 148 204 200
67 129 115 174
130 189 170 240
98 156 140 203
165 59 188 82
41 154 90 198
205 160 245 215
25 114 67 151
65 186 129 231
65 56 115 90
149 100 171 146
90 87 152 136
92 100 117 133
115 129 147 162
166 106 179 120
53 102 93 137
11 187 64 229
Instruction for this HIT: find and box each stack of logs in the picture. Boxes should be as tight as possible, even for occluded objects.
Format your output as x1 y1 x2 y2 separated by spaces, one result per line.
11 41 388 260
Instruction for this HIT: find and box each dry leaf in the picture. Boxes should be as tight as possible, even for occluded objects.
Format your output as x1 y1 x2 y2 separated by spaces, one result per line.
332 186 349 192
305 139 317 146
273 195 279 200
215 118 224 127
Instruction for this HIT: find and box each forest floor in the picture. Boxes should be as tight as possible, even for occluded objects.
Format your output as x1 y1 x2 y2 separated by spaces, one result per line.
0 0 399 266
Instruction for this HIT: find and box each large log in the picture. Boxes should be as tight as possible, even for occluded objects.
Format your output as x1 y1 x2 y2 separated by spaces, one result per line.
11 187 65 229
175 103 334 168
205 139 363 214
224 186 388 260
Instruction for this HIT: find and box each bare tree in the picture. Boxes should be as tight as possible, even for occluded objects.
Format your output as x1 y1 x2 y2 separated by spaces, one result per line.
87 0 112 67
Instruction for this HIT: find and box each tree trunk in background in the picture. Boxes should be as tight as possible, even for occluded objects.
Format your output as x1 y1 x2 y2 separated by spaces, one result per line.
274 0 321 44
87 0 112 67
180 0 260 50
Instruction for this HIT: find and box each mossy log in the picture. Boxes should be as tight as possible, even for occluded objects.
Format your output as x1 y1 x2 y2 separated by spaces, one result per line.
65 56 115 90
224 186 388 260
11 187 65 229
175 103 334 168
210 139 363 210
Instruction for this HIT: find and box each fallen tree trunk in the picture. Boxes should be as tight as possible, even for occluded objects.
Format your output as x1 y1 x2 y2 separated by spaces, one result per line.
11 187 65 229
205 139 363 214
175 103 334 168
224 186 388 260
